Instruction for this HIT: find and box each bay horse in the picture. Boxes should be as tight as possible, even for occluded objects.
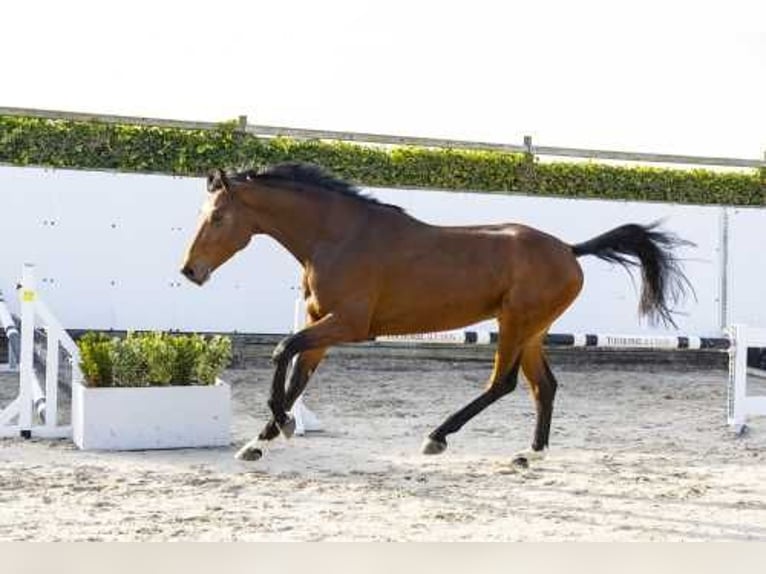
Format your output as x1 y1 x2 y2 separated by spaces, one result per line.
181 162 692 463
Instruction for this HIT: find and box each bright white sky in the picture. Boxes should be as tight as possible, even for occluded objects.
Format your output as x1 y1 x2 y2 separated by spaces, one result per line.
3 0 764 159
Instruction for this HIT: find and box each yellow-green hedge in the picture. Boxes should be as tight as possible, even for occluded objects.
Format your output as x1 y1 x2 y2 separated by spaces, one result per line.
1 115 762 205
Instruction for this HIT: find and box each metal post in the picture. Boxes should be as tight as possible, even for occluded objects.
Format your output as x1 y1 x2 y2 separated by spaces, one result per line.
44 325 60 429
727 324 748 434
18 264 36 438
523 135 533 156
718 208 730 331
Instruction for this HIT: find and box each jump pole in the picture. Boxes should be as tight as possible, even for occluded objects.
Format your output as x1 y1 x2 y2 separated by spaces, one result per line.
377 326 766 434
377 331 731 350
0 288 20 371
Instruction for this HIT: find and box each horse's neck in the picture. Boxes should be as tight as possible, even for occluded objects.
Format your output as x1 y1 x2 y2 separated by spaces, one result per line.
244 186 359 266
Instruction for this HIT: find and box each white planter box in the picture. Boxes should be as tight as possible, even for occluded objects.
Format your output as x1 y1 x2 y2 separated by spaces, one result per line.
72 378 231 451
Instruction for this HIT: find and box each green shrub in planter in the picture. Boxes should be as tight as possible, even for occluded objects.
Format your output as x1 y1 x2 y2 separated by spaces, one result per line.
141 332 176 386
168 334 203 386
77 332 232 388
112 333 148 387
78 332 113 387
194 335 233 386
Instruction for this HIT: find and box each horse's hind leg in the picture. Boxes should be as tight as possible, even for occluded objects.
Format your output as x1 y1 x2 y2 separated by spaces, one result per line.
514 336 558 465
422 313 527 455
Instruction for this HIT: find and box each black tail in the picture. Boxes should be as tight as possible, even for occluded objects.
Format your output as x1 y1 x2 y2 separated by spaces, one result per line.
571 222 694 328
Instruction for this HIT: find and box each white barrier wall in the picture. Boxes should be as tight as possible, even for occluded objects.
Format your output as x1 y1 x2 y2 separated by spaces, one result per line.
0 167 300 333
727 208 766 329
0 165 759 336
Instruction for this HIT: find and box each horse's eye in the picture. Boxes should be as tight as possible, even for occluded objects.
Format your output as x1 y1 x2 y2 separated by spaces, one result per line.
210 213 224 227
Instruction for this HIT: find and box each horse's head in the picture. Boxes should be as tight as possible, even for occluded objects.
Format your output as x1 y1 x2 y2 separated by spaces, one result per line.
181 169 255 285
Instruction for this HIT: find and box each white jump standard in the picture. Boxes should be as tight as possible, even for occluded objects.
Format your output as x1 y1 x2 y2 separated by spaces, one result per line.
0 264 79 439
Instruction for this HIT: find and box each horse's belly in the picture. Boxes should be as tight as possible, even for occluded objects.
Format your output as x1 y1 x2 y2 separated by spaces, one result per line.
370 292 500 336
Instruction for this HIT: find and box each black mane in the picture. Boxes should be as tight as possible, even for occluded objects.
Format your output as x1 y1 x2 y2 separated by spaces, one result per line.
233 163 403 211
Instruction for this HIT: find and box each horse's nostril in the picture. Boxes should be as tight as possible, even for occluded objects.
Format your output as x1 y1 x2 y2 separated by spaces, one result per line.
181 266 194 279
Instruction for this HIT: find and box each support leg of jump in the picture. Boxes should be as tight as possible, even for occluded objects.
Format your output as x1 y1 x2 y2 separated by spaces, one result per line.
291 395 322 435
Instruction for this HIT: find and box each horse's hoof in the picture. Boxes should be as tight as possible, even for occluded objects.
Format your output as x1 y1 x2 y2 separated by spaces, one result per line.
512 449 545 468
421 437 447 455
235 440 263 462
512 455 529 469
278 415 296 439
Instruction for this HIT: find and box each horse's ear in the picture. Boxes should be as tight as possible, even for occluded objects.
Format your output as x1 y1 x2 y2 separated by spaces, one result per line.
207 169 230 193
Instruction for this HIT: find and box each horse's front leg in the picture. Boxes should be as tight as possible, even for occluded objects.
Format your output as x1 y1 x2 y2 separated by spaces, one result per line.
235 338 302 461
257 347 327 441
266 341 296 436
236 313 360 461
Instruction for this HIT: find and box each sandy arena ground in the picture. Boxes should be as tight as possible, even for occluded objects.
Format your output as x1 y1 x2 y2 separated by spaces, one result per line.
1 350 765 541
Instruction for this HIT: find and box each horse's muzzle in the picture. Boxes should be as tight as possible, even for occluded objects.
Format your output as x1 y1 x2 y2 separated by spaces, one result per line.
181 265 207 286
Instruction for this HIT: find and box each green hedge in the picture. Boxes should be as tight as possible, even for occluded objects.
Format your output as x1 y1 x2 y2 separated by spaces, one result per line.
1 115 763 205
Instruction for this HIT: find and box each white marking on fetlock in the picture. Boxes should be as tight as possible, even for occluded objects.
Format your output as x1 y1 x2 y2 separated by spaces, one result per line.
421 437 447 455
235 438 264 461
